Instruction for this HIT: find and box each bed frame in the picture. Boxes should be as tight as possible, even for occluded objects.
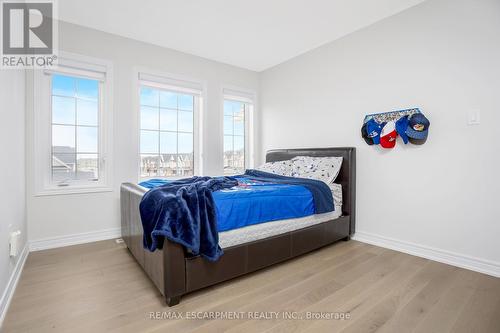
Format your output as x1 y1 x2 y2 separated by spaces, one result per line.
120 147 356 306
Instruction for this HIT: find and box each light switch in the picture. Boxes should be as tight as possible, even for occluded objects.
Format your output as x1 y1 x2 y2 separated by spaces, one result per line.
467 109 481 125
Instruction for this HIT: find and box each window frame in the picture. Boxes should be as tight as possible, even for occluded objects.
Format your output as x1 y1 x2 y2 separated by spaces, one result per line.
135 69 205 181
33 52 113 196
222 85 256 175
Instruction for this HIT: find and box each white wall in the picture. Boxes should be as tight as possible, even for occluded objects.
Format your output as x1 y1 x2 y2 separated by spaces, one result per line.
27 22 259 243
0 70 27 317
260 0 500 270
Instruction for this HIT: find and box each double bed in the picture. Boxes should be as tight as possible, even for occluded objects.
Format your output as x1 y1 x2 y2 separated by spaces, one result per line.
120 147 356 306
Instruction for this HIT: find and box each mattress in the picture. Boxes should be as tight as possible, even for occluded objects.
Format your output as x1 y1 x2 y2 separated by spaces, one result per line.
135 182 343 249
219 183 342 248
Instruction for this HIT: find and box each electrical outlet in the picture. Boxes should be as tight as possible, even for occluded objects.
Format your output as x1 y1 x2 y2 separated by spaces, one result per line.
9 231 21 257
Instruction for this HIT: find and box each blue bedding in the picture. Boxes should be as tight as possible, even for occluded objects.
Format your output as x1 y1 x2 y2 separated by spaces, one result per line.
139 176 314 232
213 177 314 232
139 170 335 261
139 176 238 261
140 178 314 232
140 171 335 232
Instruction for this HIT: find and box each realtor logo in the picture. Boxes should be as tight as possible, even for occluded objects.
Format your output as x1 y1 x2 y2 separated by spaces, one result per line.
1 0 58 68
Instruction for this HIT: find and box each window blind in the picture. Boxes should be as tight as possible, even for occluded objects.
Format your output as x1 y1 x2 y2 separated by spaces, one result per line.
223 87 255 104
43 56 107 81
139 72 203 95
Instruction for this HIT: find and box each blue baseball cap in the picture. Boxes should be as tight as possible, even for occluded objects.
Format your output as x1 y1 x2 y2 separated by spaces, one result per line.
365 119 385 145
406 113 430 144
395 115 409 144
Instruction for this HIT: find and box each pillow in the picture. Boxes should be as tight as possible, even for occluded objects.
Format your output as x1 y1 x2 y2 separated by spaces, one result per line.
291 156 343 184
255 160 294 176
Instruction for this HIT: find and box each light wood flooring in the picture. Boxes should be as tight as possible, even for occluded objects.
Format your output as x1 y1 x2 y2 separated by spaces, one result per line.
3 239 500 332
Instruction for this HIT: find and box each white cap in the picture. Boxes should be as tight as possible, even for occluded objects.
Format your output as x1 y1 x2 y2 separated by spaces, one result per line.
380 120 396 137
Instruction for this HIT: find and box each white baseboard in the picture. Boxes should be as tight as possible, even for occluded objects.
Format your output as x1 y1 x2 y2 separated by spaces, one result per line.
29 227 122 252
0 244 29 328
353 231 500 278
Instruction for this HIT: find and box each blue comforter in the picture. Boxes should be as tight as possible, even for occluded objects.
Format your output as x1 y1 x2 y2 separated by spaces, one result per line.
139 170 334 261
243 170 334 214
213 177 315 232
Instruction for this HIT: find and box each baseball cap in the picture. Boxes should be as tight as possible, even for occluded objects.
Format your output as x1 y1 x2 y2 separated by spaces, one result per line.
361 122 374 145
380 121 397 149
365 119 385 145
406 113 430 145
395 115 409 144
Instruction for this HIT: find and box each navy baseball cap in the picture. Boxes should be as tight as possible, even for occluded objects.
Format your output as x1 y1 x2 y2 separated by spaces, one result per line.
365 119 385 145
395 115 409 144
361 122 374 145
406 113 430 145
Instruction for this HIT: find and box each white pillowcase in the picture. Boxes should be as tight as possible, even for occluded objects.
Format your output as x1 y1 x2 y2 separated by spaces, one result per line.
255 160 294 176
290 156 343 184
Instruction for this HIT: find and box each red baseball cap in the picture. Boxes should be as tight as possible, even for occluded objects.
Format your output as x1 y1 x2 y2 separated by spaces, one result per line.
380 121 397 149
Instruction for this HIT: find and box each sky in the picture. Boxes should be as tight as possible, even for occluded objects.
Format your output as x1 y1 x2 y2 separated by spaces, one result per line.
52 74 99 155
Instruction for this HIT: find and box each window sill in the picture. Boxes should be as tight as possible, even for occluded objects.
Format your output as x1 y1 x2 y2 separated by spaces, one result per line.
34 185 113 197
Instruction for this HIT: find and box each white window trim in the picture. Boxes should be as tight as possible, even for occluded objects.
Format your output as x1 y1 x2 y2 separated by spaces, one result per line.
134 67 206 181
33 52 114 196
221 85 256 173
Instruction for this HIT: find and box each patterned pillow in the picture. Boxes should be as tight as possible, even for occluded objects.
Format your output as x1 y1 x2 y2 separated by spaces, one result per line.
291 156 343 184
256 160 294 176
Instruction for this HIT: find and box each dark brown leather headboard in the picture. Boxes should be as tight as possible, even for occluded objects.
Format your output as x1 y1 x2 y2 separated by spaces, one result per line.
266 147 356 235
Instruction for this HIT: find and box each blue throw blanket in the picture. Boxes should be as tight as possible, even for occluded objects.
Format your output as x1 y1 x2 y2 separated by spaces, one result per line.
243 170 334 213
139 176 238 261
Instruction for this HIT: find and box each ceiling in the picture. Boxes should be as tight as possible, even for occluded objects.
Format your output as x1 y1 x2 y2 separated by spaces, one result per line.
58 0 426 72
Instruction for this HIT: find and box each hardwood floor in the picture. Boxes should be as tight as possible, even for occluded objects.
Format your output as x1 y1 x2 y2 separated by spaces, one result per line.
3 240 500 333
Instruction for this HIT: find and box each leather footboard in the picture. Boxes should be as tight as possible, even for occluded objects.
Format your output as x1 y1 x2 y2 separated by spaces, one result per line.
185 215 350 292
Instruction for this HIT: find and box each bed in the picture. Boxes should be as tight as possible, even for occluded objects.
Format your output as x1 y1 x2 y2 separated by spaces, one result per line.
120 147 356 306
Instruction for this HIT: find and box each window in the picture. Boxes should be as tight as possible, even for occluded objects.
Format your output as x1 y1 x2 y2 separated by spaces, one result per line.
223 100 247 175
222 88 255 175
138 72 202 179
51 74 100 182
34 53 113 195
